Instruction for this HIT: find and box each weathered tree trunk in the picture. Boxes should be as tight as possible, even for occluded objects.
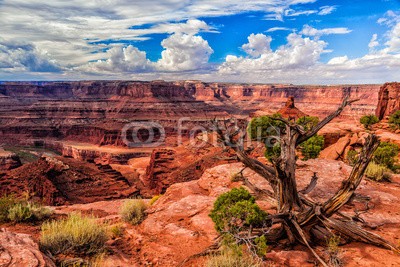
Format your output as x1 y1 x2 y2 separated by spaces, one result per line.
208 96 399 266
275 126 302 212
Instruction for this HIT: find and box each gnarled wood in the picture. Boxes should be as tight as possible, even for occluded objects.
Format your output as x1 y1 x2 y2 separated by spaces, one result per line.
207 97 396 265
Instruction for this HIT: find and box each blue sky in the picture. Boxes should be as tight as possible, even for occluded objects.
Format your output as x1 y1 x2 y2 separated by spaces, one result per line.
0 0 400 84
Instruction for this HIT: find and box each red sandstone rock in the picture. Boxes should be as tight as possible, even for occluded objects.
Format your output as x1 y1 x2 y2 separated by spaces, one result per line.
0 149 21 170
0 228 56 267
376 82 400 119
320 134 352 160
143 145 232 195
0 156 137 205
277 96 308 120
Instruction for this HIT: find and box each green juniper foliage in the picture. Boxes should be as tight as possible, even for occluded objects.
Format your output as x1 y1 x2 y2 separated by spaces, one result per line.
299 135 325 160
389 110 400 129
360 115 379 130
209 187 268 233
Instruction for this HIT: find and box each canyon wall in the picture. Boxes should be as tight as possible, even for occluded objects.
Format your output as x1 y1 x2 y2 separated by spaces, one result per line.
0 81 381 148
376 82 400 119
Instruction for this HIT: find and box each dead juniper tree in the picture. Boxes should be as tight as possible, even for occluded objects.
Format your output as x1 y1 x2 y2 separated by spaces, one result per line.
206 97 399 266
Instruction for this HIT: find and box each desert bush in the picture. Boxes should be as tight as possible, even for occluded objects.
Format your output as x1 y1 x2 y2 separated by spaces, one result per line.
0 195 52 223
326 235 343 267
254 235 268 257
248 114 284 162
249 115 323 161
299 135 325 160
40 213 107 256
209 187 268 233
347 150 359 166
7 202 52 223
149 195 161 206
297 116 319 131
373 142 399 170
120 199 147 225
0 195 18 222
206 250 262 267
109 223 124 239
365 162 392 182
389 110 400 129
247 114 285 141
360 115 379 130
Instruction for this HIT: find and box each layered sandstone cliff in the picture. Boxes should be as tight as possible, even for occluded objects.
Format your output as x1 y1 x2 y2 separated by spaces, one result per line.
0 81 380 148
376 82 400 119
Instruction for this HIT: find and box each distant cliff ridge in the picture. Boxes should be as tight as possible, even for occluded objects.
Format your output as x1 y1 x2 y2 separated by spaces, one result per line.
0 80 381 147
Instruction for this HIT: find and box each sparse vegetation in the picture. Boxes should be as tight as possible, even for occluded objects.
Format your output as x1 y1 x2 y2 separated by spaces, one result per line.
347 149 359 166
365 162 392 182
209 187 268 234
372 142 399 171
326 235 343 267
360 115 379 130
0 195 52 223
206 250 262 267
120 199 147 225
389 110 400 129
299 134 324 160
249 115 323 161
109 223 124 239
230 172 242 182
40 213 107 256
297 116 319 131
149 195 161 206
7 202 52 223
248 114 284 162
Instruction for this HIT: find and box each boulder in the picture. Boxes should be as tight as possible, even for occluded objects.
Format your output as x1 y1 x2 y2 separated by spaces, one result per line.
0 229 56 267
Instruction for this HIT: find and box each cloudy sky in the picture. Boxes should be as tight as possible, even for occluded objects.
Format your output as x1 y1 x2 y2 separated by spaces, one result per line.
1 0 400 84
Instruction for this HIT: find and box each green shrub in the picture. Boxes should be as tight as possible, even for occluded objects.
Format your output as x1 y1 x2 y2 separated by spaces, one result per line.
360 115 379 130
299 135 325 160
120 199 147 225
254 235 268 257
373 142 399 170
248 114 284 162
297 116 319 131
0 195 18 222
347 150 359 166
0 195 52 223
389 110 400 129
149 195 161 206
209 187 268 233
7 202 52 223
109 223 124 239
40 213 107 256
365 162 392 182
247 114 285 141
206 250 262 267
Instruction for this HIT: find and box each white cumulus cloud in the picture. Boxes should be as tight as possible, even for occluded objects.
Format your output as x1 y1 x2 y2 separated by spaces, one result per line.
81 45 152 73
156 33 213 72
242 33 272 57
